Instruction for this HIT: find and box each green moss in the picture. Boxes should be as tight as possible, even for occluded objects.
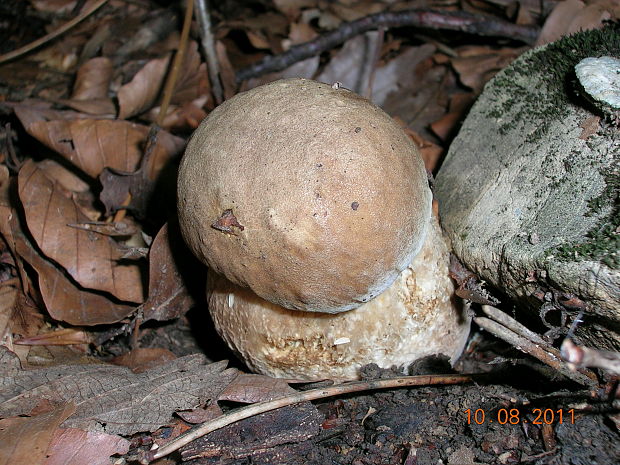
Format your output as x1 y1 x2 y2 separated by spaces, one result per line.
556 162 619 268
484 23 620 138
480 25 620 269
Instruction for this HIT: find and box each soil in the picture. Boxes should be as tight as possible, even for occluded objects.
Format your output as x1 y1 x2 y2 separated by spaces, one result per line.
124 309 620 465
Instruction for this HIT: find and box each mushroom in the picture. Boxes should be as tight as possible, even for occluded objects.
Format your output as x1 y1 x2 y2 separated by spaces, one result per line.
177 78 470 380
575 56 620 114
207 213 470 380
178 79 432 313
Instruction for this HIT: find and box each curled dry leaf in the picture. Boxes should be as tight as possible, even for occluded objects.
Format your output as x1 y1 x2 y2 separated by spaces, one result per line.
141 223 196 321
147 97 209 131
11 214 135 325
72 57 113 100
218 373 300 403
0 402 76 465
14 109 184 179
451 46 524 92
536 0 620 45
18 160 144 303
53 57 117 116
118 54 171 120
171 41 211 106
0 347 238 435
44 427 130 465
111 347 178 373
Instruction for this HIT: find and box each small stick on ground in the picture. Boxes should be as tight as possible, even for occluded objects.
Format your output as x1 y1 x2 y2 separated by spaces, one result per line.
156 0 195 126
561 338 620 375
474 315 597 386
195 0 224 104
236 9 539 82
0 0 110 64
144 373 475 463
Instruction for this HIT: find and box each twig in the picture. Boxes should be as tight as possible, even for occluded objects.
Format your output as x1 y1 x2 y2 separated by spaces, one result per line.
195 0 223 104
561 338 620 375
474 316 597 386
0 0 110 65
145 373 475 462
235 9 539 82
156 0 194 126
482 305 549 347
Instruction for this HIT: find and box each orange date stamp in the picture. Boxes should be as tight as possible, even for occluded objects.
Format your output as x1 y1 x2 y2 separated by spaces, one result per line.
464 408 575 425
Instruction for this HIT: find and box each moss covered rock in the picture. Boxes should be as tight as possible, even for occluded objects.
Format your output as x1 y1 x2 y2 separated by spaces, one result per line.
436 25 619 349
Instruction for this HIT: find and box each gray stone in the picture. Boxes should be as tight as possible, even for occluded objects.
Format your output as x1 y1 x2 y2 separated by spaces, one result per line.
435 27 619 349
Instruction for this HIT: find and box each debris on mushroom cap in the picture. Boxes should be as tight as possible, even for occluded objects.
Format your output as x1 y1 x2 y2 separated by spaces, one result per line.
575 56 620 110
178 78 432 313
207 214 470 381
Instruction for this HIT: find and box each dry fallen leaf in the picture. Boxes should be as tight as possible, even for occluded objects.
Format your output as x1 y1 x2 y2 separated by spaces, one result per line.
0 346 239 435
111 347 178 373
141 222 196 322
11 214 136 326
118 55 171 120
14 110 184 179
44 427 130 465
536 0 620 45
0 402 76 465
219 373 301 403
18 160 144 303
451 46 524 92
53 57 117 116
181 373 321 462
72 57 113 101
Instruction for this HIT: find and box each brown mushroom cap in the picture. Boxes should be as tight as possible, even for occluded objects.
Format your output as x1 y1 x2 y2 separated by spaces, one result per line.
178 78 431 313
207 214 470 381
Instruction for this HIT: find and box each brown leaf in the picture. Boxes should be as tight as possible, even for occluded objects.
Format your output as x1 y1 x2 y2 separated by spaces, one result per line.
111 347 178 373
287 22 318 46
118 55 171 120
176 403 223 424
72 57 113 101
15 112 184 179
0 286 18 344
18 160 144 303
449 255 500 306
219 373 297 403
146 97 209 131
0 347 238 435
142 223 196 321
451 46 524 92
12 214 136 325
55 98 116 118
171 42 211 106
536 0 620 45
579 115 601 140
430 93 475 142
216 41 238 100
44 428 130 465
0 402 76 465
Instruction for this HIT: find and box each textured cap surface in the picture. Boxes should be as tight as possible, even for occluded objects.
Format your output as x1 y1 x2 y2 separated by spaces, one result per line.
207 215 470 381
178 78 431 312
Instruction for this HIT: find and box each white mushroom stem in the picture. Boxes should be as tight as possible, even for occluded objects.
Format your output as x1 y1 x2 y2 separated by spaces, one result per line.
207 213 471 381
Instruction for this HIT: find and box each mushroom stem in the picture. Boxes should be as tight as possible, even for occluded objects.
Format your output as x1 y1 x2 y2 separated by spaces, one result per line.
207 213 471 380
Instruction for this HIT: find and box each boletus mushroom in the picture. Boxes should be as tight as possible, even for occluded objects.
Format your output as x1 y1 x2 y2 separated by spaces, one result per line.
178 78 470 380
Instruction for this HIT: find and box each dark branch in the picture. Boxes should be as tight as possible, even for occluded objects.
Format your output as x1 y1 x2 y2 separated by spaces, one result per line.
236 9 539 83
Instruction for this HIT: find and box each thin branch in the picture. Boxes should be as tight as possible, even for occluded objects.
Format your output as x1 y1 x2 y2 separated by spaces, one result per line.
0 0 110 65
235 8 539 82
195 0 224 104
145 373 475 462
561 338 620 375
482 305 549 348
474 316 597 387
156 0 194 126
